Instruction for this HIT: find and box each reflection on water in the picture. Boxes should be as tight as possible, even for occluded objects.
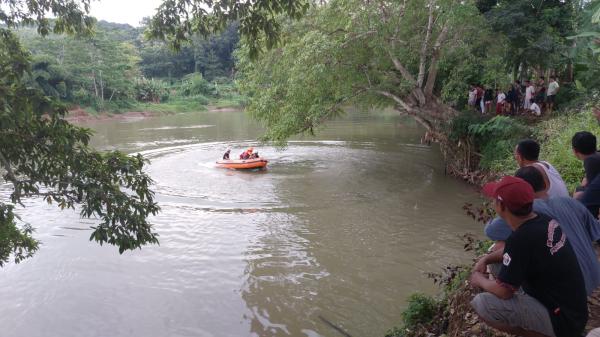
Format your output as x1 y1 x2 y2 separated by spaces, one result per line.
0 109 480 337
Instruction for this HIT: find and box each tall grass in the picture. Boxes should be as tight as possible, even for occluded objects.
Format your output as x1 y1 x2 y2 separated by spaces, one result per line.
537 110 600 190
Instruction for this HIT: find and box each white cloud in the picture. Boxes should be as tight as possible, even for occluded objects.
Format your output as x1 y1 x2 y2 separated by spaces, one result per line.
89 0 165 27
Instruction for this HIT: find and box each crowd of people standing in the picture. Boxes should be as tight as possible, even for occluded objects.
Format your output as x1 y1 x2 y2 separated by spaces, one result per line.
468 133 600 337
468 76 560 117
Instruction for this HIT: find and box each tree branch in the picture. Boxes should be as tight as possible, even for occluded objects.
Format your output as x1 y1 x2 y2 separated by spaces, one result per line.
424 22 450 97
417 0 435 88
0 150 19 187
387 49 416 85
375 89 412 111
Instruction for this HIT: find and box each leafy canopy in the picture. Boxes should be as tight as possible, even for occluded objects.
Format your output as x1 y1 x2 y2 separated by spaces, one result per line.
0 0 159 266
146 0 310 57
235 0 497 142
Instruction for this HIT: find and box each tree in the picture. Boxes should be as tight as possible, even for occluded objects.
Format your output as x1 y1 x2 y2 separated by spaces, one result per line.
236 0 490 142
0 0 159 266
478 0 577 79
147 0 310 57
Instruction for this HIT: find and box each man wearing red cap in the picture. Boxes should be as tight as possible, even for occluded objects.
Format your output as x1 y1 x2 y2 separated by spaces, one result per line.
470 176 588 337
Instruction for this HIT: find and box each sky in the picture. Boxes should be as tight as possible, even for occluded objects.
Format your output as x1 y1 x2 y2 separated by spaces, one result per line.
89 0 165 27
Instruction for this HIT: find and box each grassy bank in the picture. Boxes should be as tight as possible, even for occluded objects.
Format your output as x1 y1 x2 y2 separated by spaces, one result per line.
70 75 246 115
385 104 600 337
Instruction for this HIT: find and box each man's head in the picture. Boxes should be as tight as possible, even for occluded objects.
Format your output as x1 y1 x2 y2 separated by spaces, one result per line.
514 139 540 167
515 166 547 198
483 176 535 227
572 131 597 160
550 76 556 82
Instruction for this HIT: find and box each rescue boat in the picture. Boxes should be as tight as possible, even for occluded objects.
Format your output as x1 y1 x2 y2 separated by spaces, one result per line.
216 158 268 170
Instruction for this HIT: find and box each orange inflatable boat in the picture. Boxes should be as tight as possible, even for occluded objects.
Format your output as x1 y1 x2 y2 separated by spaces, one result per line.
216 158 268 170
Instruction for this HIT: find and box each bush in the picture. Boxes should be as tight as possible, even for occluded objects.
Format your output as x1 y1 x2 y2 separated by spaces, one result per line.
450 112 531 174
181 73 214 96
384 293 438 337
402 293 437 328
134 77 169 103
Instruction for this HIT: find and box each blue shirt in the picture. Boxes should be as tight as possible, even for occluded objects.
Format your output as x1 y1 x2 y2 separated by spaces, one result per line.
485 197 600 295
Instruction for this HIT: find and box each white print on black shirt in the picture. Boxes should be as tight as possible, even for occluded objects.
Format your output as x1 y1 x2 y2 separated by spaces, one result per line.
547 219 566 255
503 253 511 266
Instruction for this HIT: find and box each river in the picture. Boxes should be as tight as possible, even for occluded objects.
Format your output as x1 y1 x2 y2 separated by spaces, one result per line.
0 109 480 337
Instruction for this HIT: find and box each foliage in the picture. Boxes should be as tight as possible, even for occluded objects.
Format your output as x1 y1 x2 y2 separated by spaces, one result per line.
467 116 530 171
18 26 142 110
15 18 240 112
180 73 214 96
385 293 439 337
449 110 486 142
139 19 239 81
146 0 310 57
134 77 170 103
401 293 438 330
235 0 500 143
0 0 160 265
479 0 576 79
133 95 209 113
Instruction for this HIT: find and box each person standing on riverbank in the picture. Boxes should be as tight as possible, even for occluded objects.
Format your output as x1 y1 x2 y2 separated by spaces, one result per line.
470 176 588 337
524 80 535 110
468 85 477 108
496 89 506 115
547 76 560 112
514 139 569 198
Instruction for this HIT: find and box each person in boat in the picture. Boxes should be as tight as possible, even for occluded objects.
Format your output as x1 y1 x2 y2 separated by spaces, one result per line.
240 147 253 160
249 152 259 159
223 148 231 160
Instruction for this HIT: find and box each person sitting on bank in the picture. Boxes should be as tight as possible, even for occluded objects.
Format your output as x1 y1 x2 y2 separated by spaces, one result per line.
571 132 600 218
484 166 600 295
223 148 231 160
240 147 253 160
529 98 542 116
514 139 569 198
470 176 588 337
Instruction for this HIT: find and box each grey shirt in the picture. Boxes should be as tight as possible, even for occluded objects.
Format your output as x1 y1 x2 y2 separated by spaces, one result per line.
485 197 600 295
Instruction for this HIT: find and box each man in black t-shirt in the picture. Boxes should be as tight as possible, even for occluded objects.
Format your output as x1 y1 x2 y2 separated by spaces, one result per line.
572 132 600 215
470 176 588 337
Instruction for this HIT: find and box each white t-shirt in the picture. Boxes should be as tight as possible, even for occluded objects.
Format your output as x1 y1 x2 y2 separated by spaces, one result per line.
526 85 535 100
497 93 506 103
547 81 559 96
531 102 541 116
468 90 476 105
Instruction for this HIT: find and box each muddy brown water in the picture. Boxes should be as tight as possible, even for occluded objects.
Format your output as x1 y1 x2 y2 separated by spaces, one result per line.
0 109 481 337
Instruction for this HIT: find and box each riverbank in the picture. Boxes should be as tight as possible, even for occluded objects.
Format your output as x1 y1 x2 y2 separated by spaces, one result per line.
65 104 243 124
386 105 600 336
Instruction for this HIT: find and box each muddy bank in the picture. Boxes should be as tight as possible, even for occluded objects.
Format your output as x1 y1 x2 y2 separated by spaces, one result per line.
64 108 157 124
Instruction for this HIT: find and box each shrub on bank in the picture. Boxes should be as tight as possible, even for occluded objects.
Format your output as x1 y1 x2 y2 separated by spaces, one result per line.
449 111 531 176
385 293 439 337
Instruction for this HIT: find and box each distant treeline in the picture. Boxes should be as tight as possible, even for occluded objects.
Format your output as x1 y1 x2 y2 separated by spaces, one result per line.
15 19 239 111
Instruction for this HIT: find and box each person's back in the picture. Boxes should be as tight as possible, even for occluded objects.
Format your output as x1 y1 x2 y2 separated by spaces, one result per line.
534 197 600 295
532 161 569 198
515 139 569 198
501 212 588 337
581 173 600 217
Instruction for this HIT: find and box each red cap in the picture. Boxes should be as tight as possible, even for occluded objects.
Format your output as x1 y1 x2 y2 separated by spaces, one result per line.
482 176 535 212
